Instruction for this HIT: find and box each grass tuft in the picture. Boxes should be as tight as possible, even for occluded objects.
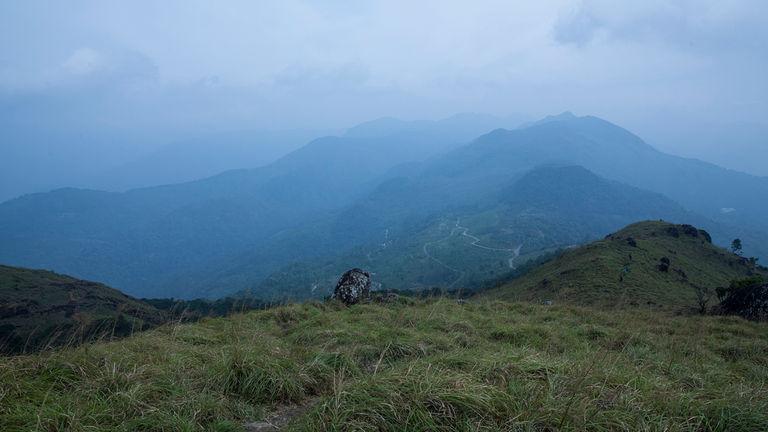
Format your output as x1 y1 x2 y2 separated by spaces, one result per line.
1 299 767 431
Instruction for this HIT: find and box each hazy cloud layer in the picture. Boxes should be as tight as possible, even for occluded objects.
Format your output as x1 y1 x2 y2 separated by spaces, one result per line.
1 0 766 186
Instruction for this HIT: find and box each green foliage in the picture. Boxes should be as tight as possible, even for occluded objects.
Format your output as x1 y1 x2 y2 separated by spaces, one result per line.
718 276 768 321
2 300 767 431
731 238 743 255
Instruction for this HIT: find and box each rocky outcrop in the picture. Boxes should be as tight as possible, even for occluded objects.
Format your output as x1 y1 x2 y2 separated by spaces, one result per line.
333 268 371 305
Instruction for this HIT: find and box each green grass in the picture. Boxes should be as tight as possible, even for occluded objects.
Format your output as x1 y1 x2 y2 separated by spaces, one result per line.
2 298 767 431
0 265 165 354
485 221 767 309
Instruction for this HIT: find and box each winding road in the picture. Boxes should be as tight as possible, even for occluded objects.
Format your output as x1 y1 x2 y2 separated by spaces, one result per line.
422 219 523 288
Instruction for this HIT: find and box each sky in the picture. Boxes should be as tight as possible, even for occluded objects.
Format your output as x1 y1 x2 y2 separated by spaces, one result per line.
1 0 767 197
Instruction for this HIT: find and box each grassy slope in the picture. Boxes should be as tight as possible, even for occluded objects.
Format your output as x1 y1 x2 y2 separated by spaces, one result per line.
484 221 766 309
2 299 767 431
0 265 164 353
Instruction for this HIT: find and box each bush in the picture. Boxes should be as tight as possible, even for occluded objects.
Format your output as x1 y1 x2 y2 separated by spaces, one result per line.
717 277 768 321
658 257 670 272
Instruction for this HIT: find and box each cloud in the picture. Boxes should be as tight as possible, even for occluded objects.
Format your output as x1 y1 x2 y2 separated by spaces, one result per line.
273 62 370 91
552 4 602 46
553 0 768 54
0 1 766 140
62 47 106 75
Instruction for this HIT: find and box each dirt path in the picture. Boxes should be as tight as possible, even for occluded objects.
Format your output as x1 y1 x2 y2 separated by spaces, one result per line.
508 243 523 269
244 398 319 431
453 219 523 269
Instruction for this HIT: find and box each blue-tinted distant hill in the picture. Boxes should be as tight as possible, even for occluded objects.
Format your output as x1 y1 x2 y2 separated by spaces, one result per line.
94 129 333 191
242 165 698 298
0 126 328 202
344 112 526 141
246 164 768 299
0 114 522 298
1 113 765 299
440 113 768 234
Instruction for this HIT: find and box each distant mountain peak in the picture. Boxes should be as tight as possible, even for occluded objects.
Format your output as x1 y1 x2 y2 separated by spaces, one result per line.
344 112 527 139
549 111 577 120
520 111 579 129
343 117 423 138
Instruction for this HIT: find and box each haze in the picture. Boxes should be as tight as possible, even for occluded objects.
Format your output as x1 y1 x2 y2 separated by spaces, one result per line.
1 0 767 202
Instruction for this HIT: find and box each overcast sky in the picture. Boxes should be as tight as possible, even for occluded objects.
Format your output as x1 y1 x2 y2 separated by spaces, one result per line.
1 1 766 165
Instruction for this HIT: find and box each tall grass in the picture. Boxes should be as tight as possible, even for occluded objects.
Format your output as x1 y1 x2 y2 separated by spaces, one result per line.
1 299 767 431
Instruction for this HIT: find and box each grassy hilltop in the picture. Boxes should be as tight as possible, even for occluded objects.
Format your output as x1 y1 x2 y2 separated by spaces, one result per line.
2 299 767 431
486 221 766 309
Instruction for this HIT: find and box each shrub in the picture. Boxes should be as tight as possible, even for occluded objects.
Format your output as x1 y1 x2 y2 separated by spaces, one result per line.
658 257 670 272
717 277 768 321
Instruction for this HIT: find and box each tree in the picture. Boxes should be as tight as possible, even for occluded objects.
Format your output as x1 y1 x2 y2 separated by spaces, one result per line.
693 285 712 315
731 238 743 255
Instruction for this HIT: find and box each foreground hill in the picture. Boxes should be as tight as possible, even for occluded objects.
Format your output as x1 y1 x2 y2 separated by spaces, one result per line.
0 265 165 354
1 300 766 430
484 221 766 308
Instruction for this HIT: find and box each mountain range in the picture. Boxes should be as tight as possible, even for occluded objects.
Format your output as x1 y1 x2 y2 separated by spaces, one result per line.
1 113 766 299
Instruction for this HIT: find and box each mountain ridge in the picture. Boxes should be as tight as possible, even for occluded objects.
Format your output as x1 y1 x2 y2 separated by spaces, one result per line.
238 166 705 300
1 113 766 299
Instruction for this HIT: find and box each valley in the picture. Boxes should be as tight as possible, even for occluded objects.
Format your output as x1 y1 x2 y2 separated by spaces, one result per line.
3 113 765 301
421 218 523 289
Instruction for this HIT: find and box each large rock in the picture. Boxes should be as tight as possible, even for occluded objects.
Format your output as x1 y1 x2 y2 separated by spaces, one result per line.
333 268 371 305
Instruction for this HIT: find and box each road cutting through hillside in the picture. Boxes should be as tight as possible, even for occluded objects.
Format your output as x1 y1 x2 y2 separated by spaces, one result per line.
422 219 523 288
